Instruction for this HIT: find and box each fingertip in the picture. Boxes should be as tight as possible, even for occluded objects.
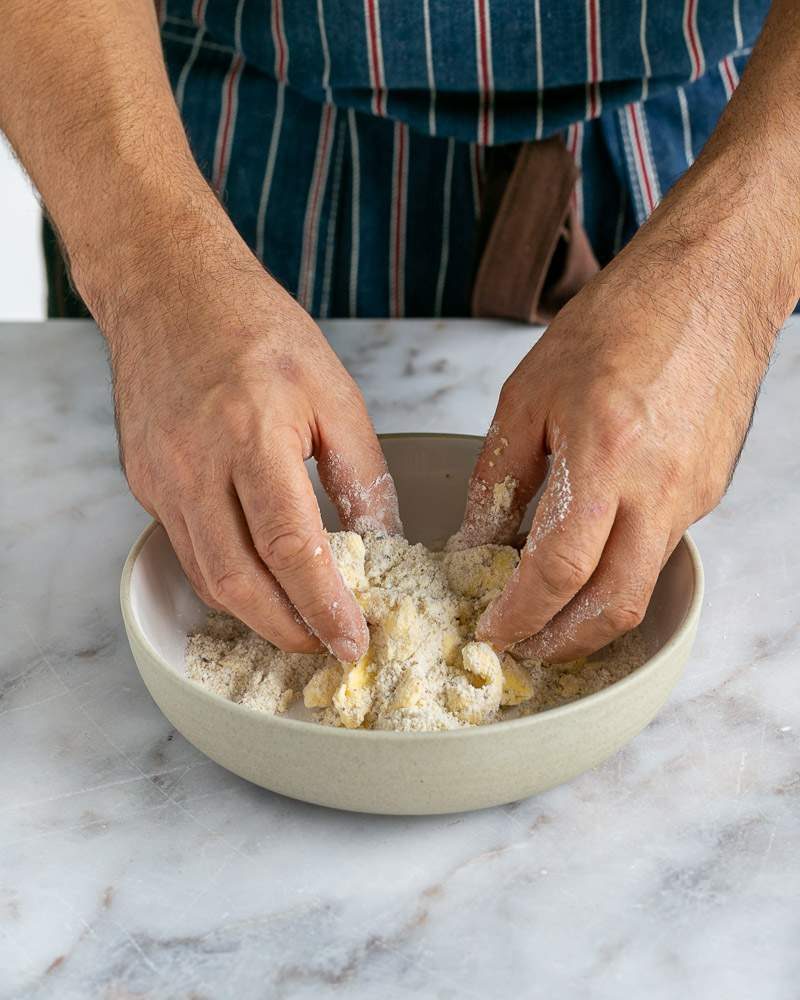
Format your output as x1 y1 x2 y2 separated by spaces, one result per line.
326 611 369 662
316 585 370 662
328 636 363 662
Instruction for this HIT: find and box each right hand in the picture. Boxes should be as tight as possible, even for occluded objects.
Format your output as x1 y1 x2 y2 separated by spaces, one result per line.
97 225 401 661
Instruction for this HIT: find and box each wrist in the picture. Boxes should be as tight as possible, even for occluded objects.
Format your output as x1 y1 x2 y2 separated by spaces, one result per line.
69 168 254 333
631 145 799 346
680 115 798 298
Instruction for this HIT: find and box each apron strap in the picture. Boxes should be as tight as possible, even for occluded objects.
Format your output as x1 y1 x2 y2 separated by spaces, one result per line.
471 136 599 324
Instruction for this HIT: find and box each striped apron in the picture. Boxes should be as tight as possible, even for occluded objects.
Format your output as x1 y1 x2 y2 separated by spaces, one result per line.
47 0 769 318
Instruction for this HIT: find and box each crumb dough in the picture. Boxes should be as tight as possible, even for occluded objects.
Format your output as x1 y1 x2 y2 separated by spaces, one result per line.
185 532 647 732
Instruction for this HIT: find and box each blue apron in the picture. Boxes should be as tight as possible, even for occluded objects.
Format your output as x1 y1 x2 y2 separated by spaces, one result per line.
154 1 766 319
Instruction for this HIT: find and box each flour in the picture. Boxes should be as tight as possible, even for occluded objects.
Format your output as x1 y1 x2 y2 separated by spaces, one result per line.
447 473 522 550
185 532 648 732
526 450 572 552
492 475 518 515
510 629 648 717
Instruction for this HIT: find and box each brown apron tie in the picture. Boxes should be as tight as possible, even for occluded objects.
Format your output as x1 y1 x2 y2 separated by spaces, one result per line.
471 136 599 324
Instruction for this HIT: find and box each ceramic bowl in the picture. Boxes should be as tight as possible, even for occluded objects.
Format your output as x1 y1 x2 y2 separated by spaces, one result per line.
120 434 703 815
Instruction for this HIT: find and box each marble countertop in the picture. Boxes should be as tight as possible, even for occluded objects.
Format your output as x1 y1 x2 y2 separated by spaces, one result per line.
1 319 798 999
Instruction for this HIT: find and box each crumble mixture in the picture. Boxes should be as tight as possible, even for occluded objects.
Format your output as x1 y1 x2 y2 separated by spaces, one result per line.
185 532 648 732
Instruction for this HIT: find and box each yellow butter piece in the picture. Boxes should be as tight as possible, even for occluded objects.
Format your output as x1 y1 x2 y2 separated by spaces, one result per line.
492 475 516 514
303 661 344 709
332 651 375 729
500 655 535 706
382 594 416 638
389 670 424 711
461 641 502 686
381 595 422 659
441 628 462 666
445 642 504 724
343 654 372 690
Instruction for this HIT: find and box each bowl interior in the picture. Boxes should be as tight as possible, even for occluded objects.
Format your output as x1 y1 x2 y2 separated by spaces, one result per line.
128 435 695 683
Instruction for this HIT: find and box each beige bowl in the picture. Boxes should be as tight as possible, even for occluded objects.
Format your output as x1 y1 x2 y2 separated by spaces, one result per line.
120 434 703 815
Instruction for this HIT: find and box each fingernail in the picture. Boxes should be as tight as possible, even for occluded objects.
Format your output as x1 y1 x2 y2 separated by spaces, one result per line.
330 637 362 662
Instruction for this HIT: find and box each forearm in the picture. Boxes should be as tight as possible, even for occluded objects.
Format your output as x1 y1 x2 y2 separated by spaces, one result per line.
633 0 800 344
0 0 234 323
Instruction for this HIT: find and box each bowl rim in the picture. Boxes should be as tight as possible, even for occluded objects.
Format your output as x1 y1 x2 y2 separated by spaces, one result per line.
120 432 704 743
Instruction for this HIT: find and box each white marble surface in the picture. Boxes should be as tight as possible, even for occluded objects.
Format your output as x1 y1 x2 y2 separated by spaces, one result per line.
1 318 798 999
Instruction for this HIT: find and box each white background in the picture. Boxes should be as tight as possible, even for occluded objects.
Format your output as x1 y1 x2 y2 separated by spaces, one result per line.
0 137 46 320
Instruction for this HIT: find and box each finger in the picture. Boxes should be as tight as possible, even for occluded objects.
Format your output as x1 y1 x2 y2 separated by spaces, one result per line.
234 429 370 662
476 450 617 649
447 391 549 549
316 402 403 536
159 510 225 612
184 485 323 653
513 510 667 662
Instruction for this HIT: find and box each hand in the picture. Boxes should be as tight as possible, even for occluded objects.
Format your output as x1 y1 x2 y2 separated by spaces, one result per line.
453 173 785 662
100 221 400 660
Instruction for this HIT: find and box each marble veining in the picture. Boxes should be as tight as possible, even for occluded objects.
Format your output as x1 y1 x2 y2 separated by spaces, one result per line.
0 319 798 999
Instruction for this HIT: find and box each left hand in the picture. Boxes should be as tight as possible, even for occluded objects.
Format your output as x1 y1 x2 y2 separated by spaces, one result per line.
453 184 782 662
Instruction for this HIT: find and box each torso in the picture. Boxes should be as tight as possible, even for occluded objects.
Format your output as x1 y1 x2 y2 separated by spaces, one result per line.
148 3 767 318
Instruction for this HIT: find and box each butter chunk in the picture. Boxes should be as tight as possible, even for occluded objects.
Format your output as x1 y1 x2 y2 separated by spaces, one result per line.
445 641 503 724
332 652 375 729
303 661 344 709
389 669 425 711
440 626 463 666
500 655 535 706
381 594 423 660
